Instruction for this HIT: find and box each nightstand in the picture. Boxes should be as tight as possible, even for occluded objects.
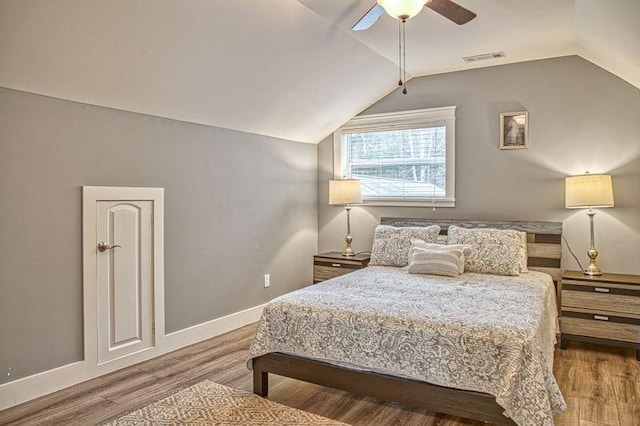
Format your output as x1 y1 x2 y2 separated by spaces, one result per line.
560 270 640 360
313 252 370 284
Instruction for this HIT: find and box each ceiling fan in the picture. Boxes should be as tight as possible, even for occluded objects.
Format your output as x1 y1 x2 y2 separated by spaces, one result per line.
353 0 476 31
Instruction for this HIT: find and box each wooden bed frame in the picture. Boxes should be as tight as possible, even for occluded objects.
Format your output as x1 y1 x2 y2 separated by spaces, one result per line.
252 218 563 425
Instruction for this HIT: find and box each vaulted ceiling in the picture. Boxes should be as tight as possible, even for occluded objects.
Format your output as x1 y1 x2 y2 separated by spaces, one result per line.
0 1 638 143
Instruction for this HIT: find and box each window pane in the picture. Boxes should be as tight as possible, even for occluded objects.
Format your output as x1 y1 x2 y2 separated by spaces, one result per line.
341 125 446 199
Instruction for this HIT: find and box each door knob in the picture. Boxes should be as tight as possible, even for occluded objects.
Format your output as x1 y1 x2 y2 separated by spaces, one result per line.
97 242 121 252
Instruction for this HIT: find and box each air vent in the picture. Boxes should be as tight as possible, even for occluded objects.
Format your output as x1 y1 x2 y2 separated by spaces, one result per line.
462 51 505 63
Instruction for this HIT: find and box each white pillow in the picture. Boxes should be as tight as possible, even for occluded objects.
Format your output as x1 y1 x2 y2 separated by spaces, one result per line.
408 247 462 278
409 239 467 273
447 226 522 276
370 225 441 267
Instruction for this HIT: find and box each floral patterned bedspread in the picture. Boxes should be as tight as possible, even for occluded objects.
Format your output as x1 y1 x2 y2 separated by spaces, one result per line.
247 266 566 425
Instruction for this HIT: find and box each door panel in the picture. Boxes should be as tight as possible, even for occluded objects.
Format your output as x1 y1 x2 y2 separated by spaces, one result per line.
97 200 153 364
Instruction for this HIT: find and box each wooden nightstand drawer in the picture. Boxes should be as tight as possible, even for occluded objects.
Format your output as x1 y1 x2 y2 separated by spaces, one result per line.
561 315 640 344
313 252 370 283
313 265 354 282
561 279 640 315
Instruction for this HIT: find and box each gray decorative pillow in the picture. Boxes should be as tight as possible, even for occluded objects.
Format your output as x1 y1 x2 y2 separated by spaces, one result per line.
447 226 522 276
369 225 441 267
409 239 468 273
408 247 461 278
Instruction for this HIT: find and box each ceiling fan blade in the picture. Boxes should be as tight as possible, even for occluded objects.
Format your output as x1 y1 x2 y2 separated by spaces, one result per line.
426 0 476 25
352 4 385 31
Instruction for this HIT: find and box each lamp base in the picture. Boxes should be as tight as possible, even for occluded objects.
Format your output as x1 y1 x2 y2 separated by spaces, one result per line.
342 235 355 257
584 262 603 276
583 248 602 276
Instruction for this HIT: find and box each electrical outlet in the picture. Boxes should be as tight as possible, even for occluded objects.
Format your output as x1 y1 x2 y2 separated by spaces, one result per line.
263 274 270 288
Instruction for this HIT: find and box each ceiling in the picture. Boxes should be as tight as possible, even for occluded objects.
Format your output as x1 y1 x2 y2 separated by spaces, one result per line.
0 1 638 144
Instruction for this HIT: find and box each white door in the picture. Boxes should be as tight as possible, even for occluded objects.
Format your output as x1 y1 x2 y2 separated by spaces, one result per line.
83 187 164 376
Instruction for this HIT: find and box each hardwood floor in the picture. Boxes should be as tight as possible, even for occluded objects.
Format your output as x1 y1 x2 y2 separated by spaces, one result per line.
1 323 638 425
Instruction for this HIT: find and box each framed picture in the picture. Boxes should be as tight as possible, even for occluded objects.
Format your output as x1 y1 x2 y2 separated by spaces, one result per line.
500 111 528 149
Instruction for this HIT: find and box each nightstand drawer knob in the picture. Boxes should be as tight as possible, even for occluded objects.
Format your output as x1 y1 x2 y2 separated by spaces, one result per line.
332 263 342 267
593 315 609 321
594 287 610 293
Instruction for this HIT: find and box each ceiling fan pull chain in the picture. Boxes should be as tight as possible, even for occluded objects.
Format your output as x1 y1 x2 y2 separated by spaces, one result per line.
398 18 403 86
402 20 407 95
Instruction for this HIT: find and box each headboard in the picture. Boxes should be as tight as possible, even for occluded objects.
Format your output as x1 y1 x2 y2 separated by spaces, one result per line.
381 217 562 283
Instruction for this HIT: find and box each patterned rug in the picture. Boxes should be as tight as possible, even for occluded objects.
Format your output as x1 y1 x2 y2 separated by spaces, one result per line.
104 380 347 425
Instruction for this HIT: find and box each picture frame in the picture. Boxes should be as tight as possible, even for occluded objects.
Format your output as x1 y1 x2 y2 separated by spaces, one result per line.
500 111 528 149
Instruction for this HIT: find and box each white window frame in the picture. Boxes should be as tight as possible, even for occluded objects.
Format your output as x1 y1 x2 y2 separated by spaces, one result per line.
333 106 456 207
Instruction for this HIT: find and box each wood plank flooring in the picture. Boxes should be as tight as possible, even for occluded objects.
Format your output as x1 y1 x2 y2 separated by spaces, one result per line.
0 323 638 425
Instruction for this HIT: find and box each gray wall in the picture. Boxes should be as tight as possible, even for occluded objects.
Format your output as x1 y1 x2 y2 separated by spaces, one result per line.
0 88 318 384
319 56 640 275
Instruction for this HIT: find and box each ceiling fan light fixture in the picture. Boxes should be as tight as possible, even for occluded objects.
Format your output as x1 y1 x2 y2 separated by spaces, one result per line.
377 0 425 20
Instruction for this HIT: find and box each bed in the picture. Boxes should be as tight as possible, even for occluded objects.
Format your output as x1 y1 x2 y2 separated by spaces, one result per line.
248 218 566 426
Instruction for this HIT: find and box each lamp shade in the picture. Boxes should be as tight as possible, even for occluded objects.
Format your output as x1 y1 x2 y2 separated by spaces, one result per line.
329 179 362 205
377 0 425 19
565 174 614 208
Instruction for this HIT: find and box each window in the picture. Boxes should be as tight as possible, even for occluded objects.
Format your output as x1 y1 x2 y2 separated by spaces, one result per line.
334 106 456 207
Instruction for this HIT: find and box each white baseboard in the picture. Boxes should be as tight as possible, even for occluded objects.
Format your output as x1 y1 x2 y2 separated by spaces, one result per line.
164 303 265 352
0 362 86 412
0 304 265 411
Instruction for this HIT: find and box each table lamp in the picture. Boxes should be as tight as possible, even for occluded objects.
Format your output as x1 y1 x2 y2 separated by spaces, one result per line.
329 179 362 256
565 173 614 276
